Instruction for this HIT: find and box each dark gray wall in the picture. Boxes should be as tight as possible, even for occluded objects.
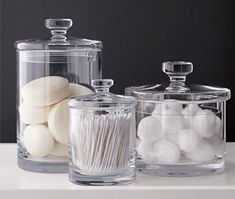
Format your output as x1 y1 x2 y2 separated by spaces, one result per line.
0 0 234 142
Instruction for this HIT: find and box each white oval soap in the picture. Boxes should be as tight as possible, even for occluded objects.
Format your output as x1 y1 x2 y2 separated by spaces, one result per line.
48 99 69 145
21 76 70 106
19 103 51 124
69 83 94 96
50 142 68 156
23 124 54 157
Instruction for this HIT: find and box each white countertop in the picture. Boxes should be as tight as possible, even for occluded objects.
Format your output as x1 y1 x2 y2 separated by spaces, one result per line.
0 143 235 199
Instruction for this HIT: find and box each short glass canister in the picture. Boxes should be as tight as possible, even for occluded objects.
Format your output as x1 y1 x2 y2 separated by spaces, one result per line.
15 19 102 173
125 61 231 176
68 79 137 185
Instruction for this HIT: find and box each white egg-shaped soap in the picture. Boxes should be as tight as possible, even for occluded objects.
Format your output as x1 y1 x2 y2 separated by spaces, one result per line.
160 109 184 135
48 99 69 145
192 110 218 138
69 83 94 97
186 140 215 162
153 139 180 163
50 142 68 156
21 76 70 106
19 103 51 124
137 116 164 142
23 124 54 157
178 128 202 153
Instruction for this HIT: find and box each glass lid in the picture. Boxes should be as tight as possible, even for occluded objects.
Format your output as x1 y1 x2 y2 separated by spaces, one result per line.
68 79 137 110
15 18 102 51
125 61 231 103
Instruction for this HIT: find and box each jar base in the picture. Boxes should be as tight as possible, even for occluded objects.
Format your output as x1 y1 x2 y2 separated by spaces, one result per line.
69 167 136 186
18 152 67 173
137 158 225 177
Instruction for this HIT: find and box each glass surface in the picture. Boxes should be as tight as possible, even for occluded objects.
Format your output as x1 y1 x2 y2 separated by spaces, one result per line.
16 19 102 173
68 79 137 185
125 61 230 102
125 61 231 176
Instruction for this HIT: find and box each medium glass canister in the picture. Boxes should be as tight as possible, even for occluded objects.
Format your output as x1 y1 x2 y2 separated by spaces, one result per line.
68 79 137 185
125 61 231 176
15 18 102 173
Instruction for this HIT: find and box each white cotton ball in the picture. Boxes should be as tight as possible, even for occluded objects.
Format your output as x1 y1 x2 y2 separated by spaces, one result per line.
137 141 157 162
182 104 202 128
215 116 223 135
182 104 202 116
192 110 218 138
208 134 224 154
160 109 184 135
137 116 164 142
167 133 180 147
164 100 183 112
23 124 54 157
186 140 215 162
151 103 168 118
153 139 181 163
178 128 202 153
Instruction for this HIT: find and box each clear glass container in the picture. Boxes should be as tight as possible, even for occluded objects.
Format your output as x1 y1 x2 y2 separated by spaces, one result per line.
68 79 137 185
15 19 102 173
125 61 231 176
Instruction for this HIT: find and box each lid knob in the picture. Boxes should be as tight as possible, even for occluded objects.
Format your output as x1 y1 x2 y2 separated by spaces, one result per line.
45 18 73 42
163 61 193 92
91 79 114 93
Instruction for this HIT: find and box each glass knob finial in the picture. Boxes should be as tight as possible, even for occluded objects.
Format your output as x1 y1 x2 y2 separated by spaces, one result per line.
162 61 193 92
45 18 73 42
91 79 114 93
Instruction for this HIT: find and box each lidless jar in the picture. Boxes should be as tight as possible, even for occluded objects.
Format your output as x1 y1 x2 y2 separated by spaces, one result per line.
15 19 102 173
125 61 231 176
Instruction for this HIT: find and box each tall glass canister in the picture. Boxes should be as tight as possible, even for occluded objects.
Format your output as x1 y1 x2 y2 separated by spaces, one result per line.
15 19 102 173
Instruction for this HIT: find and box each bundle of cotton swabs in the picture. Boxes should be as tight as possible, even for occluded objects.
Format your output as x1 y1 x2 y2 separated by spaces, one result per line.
70 112 132 174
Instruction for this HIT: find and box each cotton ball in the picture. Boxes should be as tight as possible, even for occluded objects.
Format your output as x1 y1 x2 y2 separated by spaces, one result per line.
167 133 180 147
215 116 223 135
137 116 164 141
208 134 224 154
178 128 202 153
137 141 157 162
192 110 218 138
182 104 202 128
164 100 183 112
153 139 180 163
23 124 54 157
160 109 184 135
151 103 168 118
186 140 215 162
182 104 202 116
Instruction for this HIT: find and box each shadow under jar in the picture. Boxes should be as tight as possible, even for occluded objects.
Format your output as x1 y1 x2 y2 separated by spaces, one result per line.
125 61 231 176
68 79 137 185
15 18 102 173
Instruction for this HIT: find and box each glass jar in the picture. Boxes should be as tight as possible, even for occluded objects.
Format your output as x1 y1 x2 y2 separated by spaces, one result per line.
125 61 231 176
68 79 137 185
15 19 102 173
